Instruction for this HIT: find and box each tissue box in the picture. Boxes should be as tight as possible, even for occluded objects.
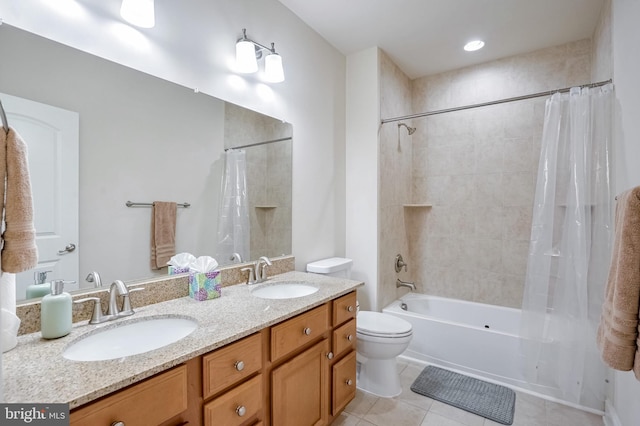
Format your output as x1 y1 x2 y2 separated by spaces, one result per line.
189 271 222 301
168 266 190 275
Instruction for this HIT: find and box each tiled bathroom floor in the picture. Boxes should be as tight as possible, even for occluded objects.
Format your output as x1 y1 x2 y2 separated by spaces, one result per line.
334 359 605 426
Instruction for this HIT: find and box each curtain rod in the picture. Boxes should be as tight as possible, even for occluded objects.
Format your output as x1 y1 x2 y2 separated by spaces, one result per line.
225 136 292 152
381 79 613 124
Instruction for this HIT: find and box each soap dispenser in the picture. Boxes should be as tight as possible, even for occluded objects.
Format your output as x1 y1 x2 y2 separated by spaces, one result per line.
41 280 72 339
26 270 53 299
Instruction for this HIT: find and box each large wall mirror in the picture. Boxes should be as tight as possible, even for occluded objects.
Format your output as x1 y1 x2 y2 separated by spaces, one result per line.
0 25 292 302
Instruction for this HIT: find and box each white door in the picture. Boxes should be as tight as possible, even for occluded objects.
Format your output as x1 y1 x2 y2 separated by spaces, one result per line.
1 93 79 299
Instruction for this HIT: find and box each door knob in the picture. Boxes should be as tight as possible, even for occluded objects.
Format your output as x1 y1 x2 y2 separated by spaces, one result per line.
57 243 76 255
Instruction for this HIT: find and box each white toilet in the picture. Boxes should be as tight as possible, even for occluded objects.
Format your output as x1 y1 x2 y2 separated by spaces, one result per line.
306 257 413 398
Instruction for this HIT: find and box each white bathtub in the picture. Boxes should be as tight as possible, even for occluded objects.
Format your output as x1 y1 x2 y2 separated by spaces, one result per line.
383 293 541 396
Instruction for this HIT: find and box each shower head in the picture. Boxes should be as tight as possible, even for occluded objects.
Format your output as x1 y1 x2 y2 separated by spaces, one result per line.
398 122 416 135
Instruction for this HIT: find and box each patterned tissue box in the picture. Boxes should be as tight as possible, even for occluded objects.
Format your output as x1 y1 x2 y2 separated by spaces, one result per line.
168 266 190 275
189 271 222 301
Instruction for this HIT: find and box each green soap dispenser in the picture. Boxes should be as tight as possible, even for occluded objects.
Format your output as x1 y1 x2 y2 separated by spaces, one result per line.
41 280 72 339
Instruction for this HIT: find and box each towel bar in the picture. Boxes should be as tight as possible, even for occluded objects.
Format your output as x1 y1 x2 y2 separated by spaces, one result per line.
126 201 190 208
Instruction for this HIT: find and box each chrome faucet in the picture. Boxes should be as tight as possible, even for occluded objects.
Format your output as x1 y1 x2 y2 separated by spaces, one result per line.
85 271 103 288
108 280 131 317
242 256 273 285
74 280 144 324
396 278 416 291
255 256 272 283
230 252 243 263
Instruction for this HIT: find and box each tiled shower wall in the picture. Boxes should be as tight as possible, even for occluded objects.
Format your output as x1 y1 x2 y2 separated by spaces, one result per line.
379 40 593 309
378 50 414 309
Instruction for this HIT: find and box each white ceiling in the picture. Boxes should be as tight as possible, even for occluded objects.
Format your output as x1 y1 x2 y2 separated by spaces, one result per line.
278 0 605 79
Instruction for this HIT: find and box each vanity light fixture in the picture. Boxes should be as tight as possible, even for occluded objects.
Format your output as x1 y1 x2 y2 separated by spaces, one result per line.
236 28 285 83
120 0 155 28
464 40 485 52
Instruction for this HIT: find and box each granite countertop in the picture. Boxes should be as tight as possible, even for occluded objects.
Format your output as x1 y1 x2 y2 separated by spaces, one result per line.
2 271 362 409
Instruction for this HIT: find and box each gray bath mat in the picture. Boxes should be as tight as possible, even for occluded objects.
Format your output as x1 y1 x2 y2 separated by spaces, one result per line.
411 366 515 425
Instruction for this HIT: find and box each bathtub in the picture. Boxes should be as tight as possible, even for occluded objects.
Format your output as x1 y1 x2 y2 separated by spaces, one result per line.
382 293 535 395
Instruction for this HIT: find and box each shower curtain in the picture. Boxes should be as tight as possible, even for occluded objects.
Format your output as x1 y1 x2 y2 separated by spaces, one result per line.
520 84 614 410
217 149 249 263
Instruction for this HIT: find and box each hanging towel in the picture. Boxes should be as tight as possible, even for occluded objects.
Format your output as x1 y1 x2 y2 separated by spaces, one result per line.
1 127 38 273
150 201 177 270
597 186 640 380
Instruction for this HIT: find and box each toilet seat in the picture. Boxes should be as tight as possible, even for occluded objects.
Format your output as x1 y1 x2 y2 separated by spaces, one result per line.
357 311 412 338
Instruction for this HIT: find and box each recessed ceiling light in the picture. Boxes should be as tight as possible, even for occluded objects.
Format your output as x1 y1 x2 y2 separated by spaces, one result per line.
464 40 485 52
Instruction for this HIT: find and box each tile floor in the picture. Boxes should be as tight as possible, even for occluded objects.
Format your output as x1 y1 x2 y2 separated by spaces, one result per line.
333 359 605 426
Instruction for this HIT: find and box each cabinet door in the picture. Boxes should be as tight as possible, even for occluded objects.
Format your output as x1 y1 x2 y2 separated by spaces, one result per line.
332 351 357 416
271 339 329 426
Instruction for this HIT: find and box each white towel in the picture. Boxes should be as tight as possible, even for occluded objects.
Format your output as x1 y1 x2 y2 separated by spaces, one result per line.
0 270 19 353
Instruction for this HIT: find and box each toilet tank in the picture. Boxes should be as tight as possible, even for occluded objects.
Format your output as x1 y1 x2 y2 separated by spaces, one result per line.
306 257 353 279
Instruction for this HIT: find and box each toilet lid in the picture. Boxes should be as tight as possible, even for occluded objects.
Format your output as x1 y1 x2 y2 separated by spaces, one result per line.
357 311 412 337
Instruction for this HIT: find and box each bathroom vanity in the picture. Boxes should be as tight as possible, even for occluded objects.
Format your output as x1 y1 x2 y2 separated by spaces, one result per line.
3 272 361 426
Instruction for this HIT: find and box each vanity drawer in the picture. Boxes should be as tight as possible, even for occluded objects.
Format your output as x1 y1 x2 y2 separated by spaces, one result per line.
332 291 357 326
271 304 330 361
332 318 356 357
70 365 187 426
332 351 357 416
203 333 262 398
204 374 262 426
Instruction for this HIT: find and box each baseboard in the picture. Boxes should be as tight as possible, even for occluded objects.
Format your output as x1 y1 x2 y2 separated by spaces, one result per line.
604 399 623 426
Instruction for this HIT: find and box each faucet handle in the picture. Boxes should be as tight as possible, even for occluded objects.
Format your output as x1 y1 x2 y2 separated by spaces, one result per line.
74 297 107 324
120 287 144 316
241 267 256 285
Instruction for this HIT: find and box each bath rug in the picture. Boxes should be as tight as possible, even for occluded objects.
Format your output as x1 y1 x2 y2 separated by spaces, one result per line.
411 365 515 425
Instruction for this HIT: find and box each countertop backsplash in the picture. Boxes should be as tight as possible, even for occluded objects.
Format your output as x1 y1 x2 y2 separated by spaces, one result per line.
16 255 295 335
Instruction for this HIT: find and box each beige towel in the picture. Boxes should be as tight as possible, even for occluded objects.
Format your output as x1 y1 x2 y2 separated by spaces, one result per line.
597 186 640 380
1 128 38 273
150 201 177 270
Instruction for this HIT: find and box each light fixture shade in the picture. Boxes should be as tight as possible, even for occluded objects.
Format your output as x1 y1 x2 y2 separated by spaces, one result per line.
264 53 285 83
121 0 155 28
236 40 258 74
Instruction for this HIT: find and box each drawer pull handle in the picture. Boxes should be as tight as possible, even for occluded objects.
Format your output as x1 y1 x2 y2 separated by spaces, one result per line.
235 360 245 371
236 405 247 417
346 334 353 341
346 379 353 386
326 352 334 360
347 305 354 312
303 327 312 335
111 422 125 426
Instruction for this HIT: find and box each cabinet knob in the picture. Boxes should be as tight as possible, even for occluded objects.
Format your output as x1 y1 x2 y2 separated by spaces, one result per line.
111 422 125 426
347 305 354 312
346 334 353 341
346 379 353 386
235 360 245 371
326 352 334 360
236 405 246 417
303 327 312 335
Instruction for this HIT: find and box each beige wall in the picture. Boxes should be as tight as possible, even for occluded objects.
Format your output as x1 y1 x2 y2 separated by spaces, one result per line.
378 51 414 309
397 40 592 308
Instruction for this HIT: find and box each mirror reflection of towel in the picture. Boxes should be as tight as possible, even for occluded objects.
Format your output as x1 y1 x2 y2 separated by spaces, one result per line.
150 201 177 270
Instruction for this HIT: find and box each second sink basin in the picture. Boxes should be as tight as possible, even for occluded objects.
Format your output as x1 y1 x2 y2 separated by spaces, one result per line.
63 316 197 362
251 282 319 300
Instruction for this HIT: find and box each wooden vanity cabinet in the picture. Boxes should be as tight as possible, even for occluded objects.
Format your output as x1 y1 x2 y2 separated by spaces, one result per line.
69 290 358 426
70 364 189 426
328 292 357 420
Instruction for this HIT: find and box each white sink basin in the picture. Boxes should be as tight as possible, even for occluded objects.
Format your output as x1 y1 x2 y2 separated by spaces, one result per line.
63 316 197 361
251 282 319 299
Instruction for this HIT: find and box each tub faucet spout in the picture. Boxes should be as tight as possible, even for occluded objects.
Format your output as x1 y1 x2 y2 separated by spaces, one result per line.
396 279 416 291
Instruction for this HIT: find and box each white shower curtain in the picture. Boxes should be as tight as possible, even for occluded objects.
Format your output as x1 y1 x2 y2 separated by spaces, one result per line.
217 149 249 263
520 84 614 410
